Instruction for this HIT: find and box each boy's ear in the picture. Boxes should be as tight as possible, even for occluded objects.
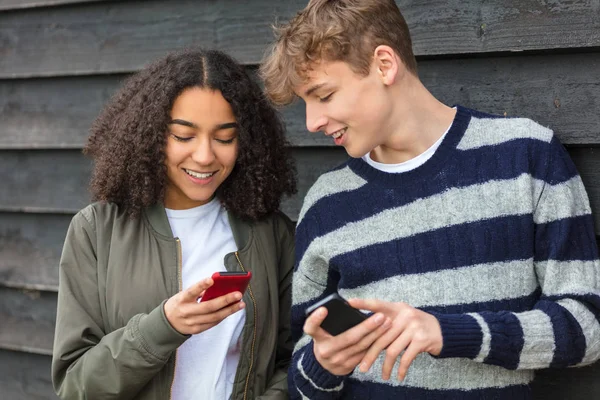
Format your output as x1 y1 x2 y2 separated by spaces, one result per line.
373 45 402 86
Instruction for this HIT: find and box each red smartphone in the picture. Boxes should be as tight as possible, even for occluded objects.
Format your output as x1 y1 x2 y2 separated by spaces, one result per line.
200 271 252 302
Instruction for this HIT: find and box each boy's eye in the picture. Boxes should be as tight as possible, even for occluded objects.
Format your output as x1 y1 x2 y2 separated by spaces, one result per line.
170 133 193 142
319 93 333 103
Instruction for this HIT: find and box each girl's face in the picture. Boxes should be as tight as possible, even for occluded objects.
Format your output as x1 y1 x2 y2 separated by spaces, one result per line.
163 87 239 210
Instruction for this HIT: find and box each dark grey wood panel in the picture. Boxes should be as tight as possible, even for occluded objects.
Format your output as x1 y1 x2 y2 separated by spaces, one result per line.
1 0 599 78
0 287 55 355
0 148 351 215
1 147 600 292
2 52 600 149
0 147 349 291
0 350 56 400
0 150 92 213
533 363 600 400
2 147 600 231
0 212 68 291
0 0 105 11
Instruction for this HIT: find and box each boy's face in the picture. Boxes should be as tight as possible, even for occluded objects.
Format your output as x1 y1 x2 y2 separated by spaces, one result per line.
295 60 393 158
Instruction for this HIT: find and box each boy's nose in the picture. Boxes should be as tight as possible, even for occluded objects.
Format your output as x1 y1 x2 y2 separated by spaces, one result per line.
306 110 327 133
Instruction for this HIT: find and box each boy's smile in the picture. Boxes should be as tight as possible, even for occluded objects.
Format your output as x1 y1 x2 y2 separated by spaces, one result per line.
294 60 395 158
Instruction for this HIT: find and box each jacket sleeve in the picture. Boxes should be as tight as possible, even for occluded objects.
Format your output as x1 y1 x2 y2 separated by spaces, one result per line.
257 213 296 399
51 209 188 399
288 212 346 400
433 136 600 370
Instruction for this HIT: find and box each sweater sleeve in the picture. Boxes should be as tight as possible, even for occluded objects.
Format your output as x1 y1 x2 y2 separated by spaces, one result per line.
288 210 347 400
51 210 188 399
434 136 600 370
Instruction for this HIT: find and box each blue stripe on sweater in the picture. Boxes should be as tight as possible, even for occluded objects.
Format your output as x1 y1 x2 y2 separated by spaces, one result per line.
296 138 574 258
535 215 599 261
330 215 534 288
480 311 524 369
423 288 541 315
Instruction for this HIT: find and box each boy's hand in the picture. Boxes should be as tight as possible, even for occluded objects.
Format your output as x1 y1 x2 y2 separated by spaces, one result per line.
303 307 392 376
348 299 442 381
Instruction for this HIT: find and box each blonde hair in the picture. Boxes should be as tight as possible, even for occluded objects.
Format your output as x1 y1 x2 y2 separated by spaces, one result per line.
260 0 418 106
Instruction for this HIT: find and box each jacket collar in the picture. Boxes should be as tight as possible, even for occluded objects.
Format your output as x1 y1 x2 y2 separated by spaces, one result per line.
144 203 251 250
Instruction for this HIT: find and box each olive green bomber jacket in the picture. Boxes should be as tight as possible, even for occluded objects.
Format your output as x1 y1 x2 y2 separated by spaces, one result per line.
51 202 294 399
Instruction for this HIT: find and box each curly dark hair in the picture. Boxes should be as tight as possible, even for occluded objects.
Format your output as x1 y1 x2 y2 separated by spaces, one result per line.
85 48 297 220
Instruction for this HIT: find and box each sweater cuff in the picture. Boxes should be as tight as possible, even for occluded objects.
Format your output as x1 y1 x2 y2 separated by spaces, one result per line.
134 300 189 361
431 312 484 359
298 341 346 390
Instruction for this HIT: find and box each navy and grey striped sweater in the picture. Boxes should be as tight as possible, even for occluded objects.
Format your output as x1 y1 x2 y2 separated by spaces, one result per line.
290 106 600 399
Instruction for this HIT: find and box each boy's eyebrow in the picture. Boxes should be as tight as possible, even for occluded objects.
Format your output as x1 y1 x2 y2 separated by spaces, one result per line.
304 83 328 97
168 119 239 130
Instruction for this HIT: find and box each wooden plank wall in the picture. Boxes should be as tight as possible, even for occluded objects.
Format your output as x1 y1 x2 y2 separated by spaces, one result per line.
0 0 599 398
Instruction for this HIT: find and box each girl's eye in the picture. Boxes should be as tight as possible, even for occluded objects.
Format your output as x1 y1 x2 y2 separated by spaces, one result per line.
215 137 236 144
319 93 333 103
170 133 193 142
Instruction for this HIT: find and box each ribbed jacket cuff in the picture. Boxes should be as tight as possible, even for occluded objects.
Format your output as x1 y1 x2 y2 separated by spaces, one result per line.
135 300 189 361
297 342 346 391
432 313 483 359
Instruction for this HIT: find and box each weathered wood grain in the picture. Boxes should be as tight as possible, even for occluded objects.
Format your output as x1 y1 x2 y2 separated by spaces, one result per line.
1 0 599 78
0 212 68 291
1 52 600 149
0 287 55 355
0 350 57 399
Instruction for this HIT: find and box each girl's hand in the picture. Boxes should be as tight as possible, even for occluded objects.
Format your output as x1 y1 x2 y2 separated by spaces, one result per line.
164 278 245 335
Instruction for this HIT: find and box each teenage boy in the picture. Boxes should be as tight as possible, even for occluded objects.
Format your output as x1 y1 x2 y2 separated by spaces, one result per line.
260 0 600 399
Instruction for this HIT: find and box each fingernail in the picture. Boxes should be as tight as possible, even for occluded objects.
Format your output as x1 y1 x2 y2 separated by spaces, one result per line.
360 362 368 372
235 293 242 300
239 302 245 309
374 313 384 324
382 318 392 329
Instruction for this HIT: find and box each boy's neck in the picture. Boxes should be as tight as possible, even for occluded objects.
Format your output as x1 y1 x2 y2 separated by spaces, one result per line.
370 76 456 164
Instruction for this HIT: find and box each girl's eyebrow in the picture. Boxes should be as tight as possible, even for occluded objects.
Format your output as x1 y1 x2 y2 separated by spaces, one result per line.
168 119 197 128
168 119 239 131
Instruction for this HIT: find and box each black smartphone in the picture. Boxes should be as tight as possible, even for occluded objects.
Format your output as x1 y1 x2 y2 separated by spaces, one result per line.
305 293 368 336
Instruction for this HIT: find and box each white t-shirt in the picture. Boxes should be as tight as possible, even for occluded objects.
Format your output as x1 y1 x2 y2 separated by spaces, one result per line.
363 123 452 173
167 198 245 400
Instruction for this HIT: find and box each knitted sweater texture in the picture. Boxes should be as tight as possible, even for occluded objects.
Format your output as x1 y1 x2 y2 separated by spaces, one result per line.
290 106 600 399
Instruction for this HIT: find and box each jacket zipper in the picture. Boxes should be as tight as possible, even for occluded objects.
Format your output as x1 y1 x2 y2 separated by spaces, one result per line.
169 238 183 400
235 251 257 400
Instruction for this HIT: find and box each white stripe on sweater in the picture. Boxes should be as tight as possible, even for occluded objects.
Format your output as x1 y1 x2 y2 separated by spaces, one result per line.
536 260 600 297
298 166 366 224
457 117 553 150
557 299 600 366
469 313 491 362
351 353 533 390
515 309 555 369
297 353 345 392
338 259 538 308
534 176 591 224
